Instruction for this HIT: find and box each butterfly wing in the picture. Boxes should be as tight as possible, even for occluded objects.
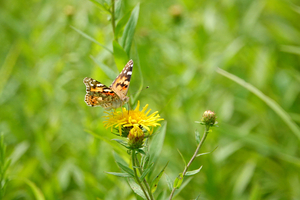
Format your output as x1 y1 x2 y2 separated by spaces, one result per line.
83 77 120 108
110 60 133 99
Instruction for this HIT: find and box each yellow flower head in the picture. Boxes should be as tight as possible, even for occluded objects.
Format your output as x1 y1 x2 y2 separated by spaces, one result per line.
103 101 164 136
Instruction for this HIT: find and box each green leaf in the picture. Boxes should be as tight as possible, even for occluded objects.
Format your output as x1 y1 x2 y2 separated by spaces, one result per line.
112 138 129 149
127 178 148 199
9 141 29 165
173 177 193 197
120 3 140 55
195 130 200 144
114 0 122 20
156 190 166 200
165 173 173 191
105 172 133 177
130 41 145 104
89 0 110 13
186 166 203 176
173 173 183 189
85 129 124 156
115 10 131 39
149 121 167 165
71 26 113 53
141 154 150 170
216 68 300 141
194 194 201 200
140 162 153 181
113 151 128 167
115 161 134 177
113 40 129 71
136 148 146 155
177 149 186 166
196 146 218 157
24 179 45 200
151 162 169 193
90 55 118 80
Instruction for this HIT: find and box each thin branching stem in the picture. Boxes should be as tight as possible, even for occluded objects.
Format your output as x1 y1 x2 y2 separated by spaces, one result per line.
169 125 210 200
132 150 150 200
135 154 154 200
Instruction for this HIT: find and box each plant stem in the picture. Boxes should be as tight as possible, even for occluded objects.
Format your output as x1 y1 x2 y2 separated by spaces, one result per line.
111 0 115 36
135 155 154 200
132 150 150 200
169 125 210 200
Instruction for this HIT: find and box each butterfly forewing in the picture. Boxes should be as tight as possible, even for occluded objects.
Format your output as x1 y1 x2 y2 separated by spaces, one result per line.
110 60 133 98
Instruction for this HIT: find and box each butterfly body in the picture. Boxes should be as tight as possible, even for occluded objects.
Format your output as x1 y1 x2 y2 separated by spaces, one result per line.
83 60 133 110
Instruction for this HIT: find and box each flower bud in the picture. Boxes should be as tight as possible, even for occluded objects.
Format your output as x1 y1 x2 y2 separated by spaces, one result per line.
128 126 144 149
201 110 216 126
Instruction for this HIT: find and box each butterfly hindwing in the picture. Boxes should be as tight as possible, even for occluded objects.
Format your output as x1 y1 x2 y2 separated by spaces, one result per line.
83 77 119 107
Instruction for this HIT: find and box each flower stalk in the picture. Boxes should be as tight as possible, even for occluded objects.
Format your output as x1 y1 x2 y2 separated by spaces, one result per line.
168 124 211 200
135 155 154 200
132 150 150 200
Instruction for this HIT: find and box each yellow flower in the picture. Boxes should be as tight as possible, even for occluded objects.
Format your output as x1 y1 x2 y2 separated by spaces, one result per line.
103 101 164 136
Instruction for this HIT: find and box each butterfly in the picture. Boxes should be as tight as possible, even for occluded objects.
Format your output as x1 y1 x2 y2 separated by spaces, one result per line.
83 60 133 110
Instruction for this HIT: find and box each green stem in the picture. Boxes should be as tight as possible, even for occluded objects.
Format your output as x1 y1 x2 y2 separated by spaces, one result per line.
132 150 150 200
111 0 115 36
135 155 154 200
169 125 210 200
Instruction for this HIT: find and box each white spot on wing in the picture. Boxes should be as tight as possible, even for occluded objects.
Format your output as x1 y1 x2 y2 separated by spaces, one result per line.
127 71 132 75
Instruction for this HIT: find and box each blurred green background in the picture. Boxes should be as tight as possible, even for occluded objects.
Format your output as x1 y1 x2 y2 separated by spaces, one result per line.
1 0 300 199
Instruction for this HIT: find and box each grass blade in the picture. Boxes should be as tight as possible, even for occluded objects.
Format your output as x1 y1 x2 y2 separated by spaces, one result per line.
216 68 300 141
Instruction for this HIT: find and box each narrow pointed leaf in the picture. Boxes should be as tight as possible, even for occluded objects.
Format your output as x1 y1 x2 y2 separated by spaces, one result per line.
127 178 147 199
71 26 112 53
114 0 122 20
177 149 186 166
24 179 45 200
113 40 128 71
196 146 218 157
141 154 150 170
115 11 131 39
136 148 146 155
116 162 134 177
186 166 203 176
113 151 128 167
89 0 110 13
90 55 118 80
165 173 173 191
149 121 167 165
173 177 193 197
151 162 169 193
120 3 140 55
140 162 153 181
85 129 124 155
157 191 166 200
105 172 133 177
112 139 129 148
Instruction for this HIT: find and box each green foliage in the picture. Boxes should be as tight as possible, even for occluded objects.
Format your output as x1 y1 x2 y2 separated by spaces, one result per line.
1 0 300 199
